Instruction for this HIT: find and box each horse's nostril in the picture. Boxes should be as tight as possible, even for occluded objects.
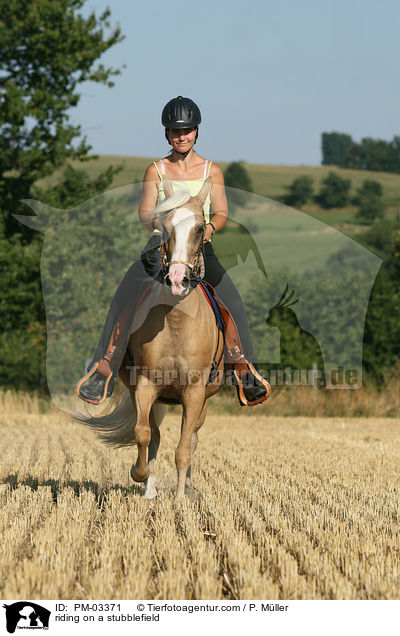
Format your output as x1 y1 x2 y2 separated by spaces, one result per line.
182 276 190 288
165 275 172 287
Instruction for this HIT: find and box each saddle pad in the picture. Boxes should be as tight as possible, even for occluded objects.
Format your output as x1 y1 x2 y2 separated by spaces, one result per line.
199 282 224 331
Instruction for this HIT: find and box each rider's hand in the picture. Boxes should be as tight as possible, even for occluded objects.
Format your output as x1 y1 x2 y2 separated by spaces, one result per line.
203 224 214 243
151 216 160 231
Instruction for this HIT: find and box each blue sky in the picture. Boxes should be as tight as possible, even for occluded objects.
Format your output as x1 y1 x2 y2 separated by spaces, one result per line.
75 0 400 165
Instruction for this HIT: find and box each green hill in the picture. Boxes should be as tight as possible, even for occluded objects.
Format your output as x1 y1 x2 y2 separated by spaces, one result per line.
39 155 400 234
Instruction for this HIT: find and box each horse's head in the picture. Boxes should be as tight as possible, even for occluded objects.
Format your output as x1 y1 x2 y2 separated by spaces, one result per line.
154 177 211 297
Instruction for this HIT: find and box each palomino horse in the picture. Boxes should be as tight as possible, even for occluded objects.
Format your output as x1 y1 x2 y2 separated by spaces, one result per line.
81 177 224 500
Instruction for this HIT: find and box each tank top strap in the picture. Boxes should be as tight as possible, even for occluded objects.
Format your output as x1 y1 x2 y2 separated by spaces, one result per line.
155 157 212 182
153 161 162 181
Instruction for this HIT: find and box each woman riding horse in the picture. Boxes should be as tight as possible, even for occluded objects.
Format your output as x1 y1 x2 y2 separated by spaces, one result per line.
77 96 269 406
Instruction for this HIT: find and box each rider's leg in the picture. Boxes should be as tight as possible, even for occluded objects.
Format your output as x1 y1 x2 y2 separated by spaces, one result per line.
203 241 270 405
203 242 254 359
77 234 162 403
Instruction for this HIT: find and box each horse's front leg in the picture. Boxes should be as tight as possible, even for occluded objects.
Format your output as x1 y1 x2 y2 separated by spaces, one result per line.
176 386 206 500
185 400 208 496
143 404 165 499
130 381 157 483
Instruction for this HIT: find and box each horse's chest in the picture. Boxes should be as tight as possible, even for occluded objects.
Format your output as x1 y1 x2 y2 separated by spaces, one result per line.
166 312 184 337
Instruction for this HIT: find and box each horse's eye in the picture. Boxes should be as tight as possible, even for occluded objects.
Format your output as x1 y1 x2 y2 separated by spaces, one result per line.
196 225 205 235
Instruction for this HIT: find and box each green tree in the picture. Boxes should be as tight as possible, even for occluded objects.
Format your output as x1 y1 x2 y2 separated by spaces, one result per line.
321 132 353 167
356 216 400 383
315 172 351 209
0 0 124 393
354 179 385 224
358 218 398 276
223 161 253 210
346 136 400 173
15 186 146 394
284 176 314 208
354 180 383 200
362 269 400 384
0 237 45 390
0 0 124 240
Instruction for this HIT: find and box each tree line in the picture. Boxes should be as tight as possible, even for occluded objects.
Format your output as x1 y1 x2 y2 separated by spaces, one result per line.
321 132 400 173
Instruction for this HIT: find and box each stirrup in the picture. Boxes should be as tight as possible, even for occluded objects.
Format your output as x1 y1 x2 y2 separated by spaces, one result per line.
233 361 272 407
76 361 114 405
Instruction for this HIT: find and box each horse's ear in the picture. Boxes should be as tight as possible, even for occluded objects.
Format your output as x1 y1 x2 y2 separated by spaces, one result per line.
196 177 212 207
162 178 174 199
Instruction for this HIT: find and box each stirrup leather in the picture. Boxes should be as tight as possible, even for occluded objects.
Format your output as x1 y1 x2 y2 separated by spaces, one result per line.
200 282 271 407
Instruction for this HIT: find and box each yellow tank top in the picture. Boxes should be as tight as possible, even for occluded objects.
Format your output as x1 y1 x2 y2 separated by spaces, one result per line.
153 158 212 224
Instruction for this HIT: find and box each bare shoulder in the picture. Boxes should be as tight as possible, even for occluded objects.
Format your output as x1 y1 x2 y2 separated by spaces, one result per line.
143 162 159 181
209 162 225 184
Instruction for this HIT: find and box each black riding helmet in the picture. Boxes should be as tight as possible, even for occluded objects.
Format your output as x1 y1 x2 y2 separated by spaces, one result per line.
162 96 201 147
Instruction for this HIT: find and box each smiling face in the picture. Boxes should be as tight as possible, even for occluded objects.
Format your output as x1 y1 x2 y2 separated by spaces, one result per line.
167 127 197 154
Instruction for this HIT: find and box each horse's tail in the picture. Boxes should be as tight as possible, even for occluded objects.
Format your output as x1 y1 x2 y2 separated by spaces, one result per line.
74 389 165 448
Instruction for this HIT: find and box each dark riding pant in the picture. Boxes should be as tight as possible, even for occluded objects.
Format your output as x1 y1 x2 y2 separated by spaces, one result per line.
89 235 255 377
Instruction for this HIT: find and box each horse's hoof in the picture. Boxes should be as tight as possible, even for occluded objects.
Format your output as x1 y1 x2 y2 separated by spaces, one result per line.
130 464 149 483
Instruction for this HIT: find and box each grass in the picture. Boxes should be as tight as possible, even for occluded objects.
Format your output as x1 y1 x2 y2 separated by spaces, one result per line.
34 155 399 285
36 154 400 226
37 154 396 289
2 357 399 423
1 389 400 600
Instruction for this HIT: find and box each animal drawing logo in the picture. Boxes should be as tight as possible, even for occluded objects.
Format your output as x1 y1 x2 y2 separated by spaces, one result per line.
3 602 51 633
266 283 325 385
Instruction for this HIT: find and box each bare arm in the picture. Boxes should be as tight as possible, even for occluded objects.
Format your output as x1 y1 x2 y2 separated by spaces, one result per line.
139 164 160 231
204 163 228 242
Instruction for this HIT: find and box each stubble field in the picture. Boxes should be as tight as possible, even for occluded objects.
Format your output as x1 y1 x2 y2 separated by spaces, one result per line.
1 393 400 600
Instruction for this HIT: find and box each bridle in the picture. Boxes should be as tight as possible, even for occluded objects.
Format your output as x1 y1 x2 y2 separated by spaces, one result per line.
159 211 205 282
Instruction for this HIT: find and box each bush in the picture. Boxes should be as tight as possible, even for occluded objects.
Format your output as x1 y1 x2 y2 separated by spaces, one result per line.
315 172 351 208
284 176 314 208
356 199 385 224
354 179 385 224
223 161 253 211
353 179 383 201
358 219 396 264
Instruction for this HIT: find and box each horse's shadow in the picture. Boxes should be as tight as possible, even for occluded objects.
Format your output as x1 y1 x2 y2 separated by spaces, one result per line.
1 473 183 504
2 473 143 507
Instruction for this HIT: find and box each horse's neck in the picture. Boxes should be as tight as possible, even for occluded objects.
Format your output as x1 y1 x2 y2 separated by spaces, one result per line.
164 286 200 320
132 284 201 334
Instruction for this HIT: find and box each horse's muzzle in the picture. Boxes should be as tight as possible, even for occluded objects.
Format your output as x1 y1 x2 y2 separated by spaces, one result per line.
165 264 191 297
